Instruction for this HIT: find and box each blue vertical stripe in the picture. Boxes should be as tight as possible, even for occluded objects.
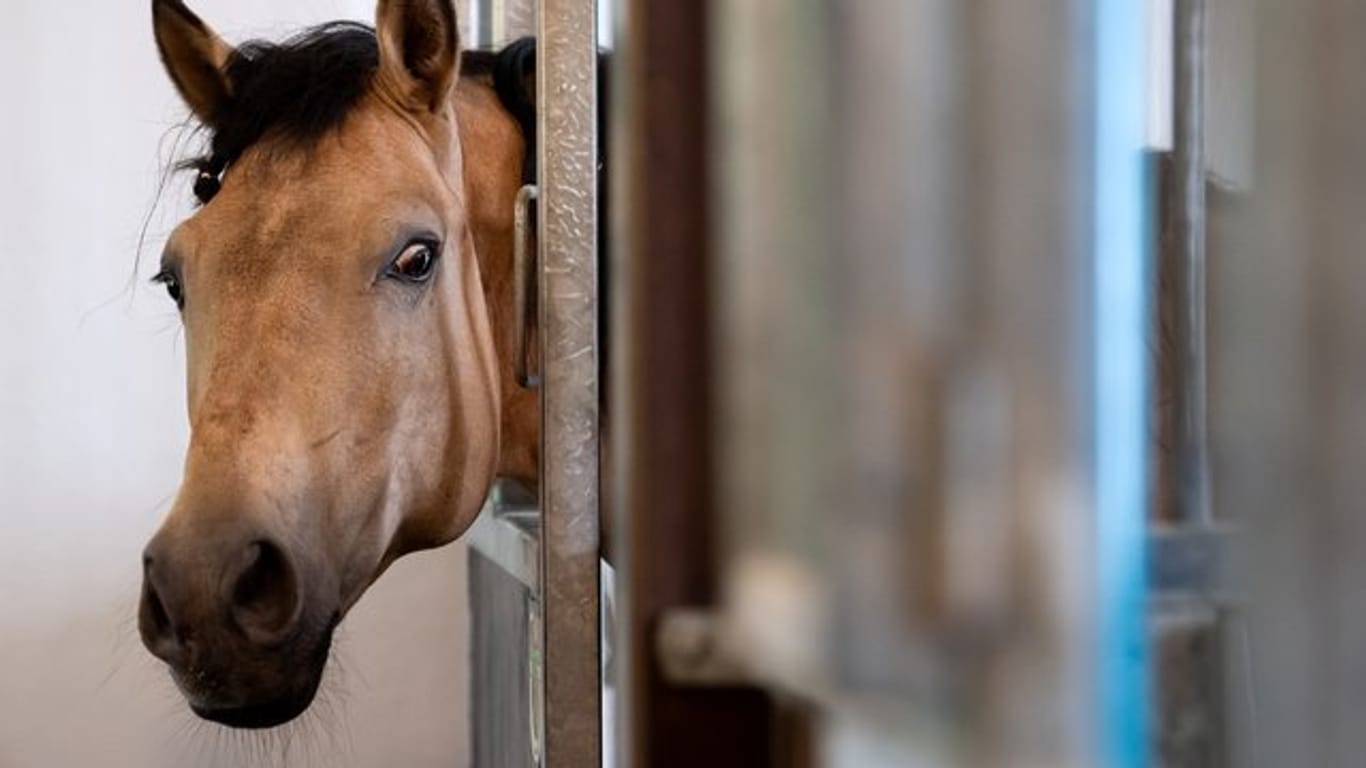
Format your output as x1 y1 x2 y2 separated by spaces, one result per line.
1094 0 1151 766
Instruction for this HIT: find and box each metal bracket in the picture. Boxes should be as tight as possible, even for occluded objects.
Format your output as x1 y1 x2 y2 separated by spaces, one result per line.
1149 524 1234 599
514 183 540 389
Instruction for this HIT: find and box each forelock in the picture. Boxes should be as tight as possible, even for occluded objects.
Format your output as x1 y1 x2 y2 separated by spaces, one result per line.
182 22 380 204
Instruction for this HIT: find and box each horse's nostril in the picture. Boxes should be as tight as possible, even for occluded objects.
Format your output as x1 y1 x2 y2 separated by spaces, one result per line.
230 540 301 645
143 581 170 636
139 558 182 664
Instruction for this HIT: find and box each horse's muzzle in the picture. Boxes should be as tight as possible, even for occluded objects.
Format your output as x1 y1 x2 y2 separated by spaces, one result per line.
138 517 336 727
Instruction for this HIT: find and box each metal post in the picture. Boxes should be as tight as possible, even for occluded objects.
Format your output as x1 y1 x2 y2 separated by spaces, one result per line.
537 0 601 764
1151 4 1229 765
1172 0 1210 525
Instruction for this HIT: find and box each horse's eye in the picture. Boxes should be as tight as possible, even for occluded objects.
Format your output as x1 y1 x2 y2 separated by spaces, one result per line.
153 270 184 309
387 240 441 284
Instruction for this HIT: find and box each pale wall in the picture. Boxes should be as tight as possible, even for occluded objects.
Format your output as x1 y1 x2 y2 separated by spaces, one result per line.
0 2 471 766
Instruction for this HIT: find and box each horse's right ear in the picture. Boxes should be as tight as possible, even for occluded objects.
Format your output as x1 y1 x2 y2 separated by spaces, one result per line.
152 0 234 124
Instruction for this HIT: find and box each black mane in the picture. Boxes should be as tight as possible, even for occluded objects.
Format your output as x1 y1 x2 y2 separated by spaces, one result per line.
185 22 380 203
178 21 518 205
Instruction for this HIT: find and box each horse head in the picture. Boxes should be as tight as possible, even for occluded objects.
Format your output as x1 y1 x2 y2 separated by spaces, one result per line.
137 0 532 728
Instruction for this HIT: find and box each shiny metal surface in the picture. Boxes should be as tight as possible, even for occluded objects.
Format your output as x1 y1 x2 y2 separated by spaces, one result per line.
537 0 602 763
469 550 539 768
1172 0 1211 525
514 184 541 389
468 480 540 592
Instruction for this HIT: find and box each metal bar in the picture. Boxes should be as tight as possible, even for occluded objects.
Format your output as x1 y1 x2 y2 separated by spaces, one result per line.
468 480 541 592
1152 5 1229 764
514 184 540 389
470 549 539 768
467 480 542 766
1151 601 1227 768
537 0 601 763
474 0 492 47
1172 0 1211 525
489 0 502 46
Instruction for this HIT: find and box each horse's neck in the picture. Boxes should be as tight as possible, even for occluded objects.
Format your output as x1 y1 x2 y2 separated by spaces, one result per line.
454 78 540 486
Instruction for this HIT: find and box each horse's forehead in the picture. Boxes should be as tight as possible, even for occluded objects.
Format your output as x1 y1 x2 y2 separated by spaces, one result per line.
184 108 450 254
302 103 446 189
254 117 441 216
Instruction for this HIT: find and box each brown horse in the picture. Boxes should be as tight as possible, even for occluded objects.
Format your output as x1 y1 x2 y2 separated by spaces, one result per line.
139 0 539 728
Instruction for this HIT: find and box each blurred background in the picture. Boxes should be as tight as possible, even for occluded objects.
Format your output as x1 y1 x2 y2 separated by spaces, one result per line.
611 0 1366 766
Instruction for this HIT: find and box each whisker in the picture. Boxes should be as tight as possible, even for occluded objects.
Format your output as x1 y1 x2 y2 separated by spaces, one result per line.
133 117 203 296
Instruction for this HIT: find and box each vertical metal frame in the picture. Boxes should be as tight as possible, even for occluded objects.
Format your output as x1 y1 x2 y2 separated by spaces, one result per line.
537 0 602 764
1170 0 1211 526
1149 2 1231 767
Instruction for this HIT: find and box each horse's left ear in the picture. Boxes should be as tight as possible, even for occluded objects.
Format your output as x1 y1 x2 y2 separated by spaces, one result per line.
152 0 234 124
375 0 462 115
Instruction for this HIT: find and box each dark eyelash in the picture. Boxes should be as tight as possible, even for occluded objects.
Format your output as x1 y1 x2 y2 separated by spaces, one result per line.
150 269 175 286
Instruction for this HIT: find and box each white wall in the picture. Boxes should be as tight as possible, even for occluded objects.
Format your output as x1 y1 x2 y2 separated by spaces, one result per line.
0 2 470 766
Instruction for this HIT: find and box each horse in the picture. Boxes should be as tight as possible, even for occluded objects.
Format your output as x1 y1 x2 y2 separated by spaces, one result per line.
138 0 543 728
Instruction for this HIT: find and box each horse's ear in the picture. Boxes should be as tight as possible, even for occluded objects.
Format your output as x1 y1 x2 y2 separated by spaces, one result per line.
375 0 462 115
152 0 234 124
